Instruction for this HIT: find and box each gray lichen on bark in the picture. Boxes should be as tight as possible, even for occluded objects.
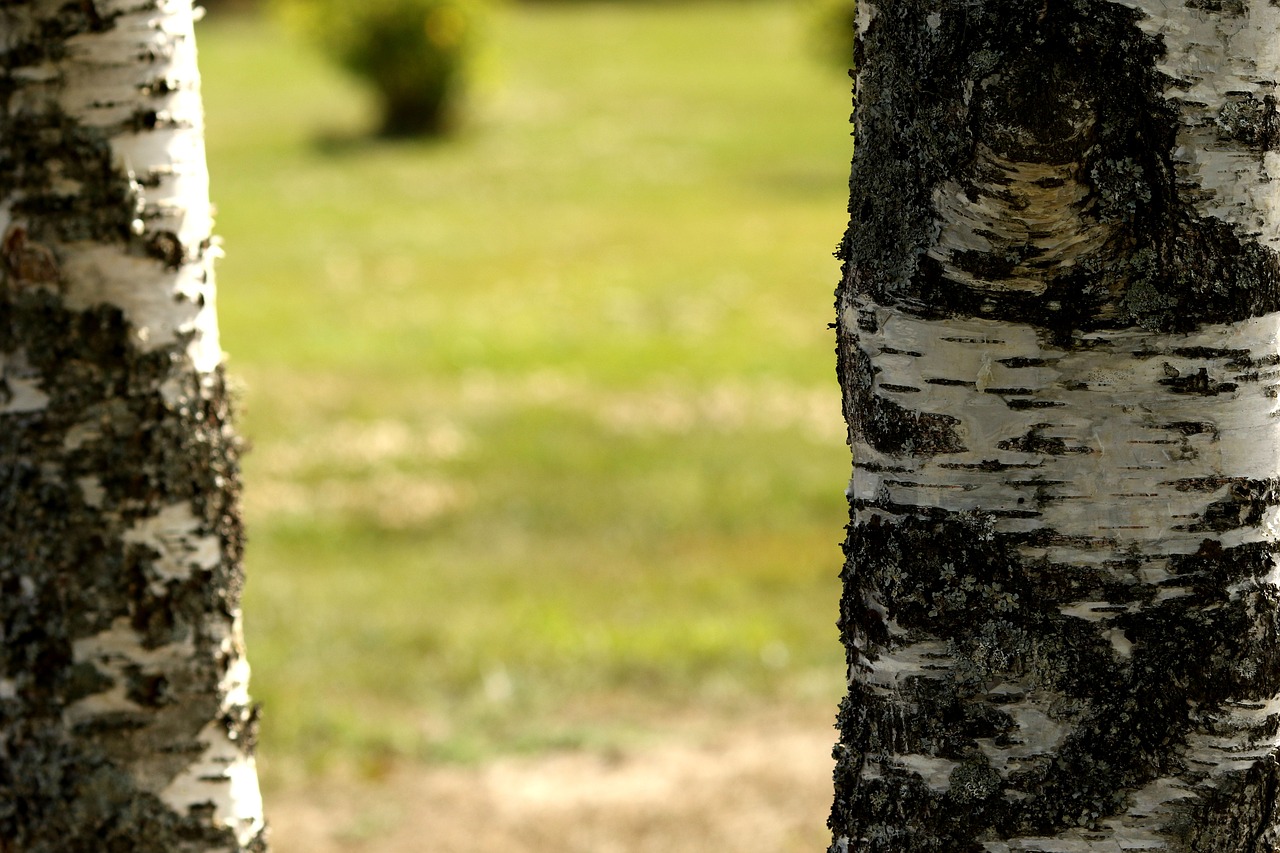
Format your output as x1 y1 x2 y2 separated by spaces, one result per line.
834 0 1280 850
0 2 265 851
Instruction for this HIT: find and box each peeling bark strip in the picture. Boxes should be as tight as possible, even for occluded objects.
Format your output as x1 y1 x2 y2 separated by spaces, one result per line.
0 2 266 852
834 1 1280 851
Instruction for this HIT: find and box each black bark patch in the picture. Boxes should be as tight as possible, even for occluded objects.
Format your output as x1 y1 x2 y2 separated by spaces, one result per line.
1172 346 1254 365
63 662 115 704
835 505 1280 848
1173 479 1280 534
124 670 171 708
1162 420 1220 439
222 702 262 756
850 346 965 457
1158 366 1238 395
145 230 185 269
1170 475 1251 493
839 0 1280 335
998 424 1092 455
1181 758 1280 852
0 733 241 853
0 109 137 247
1186 0 1248 13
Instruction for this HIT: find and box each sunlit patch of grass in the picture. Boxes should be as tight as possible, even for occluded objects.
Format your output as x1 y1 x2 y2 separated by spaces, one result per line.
247 511 844 785
198 0 854 786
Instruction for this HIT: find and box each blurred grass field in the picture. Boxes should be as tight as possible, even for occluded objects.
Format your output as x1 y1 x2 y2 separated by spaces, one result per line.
198 0 855 791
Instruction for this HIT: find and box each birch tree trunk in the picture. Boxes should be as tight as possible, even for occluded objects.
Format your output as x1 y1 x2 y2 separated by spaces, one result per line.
832 1 1280 850
0 2 266 850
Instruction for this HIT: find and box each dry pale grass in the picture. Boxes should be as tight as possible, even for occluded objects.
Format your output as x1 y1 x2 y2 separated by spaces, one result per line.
458 370 844 443
265 711 836 853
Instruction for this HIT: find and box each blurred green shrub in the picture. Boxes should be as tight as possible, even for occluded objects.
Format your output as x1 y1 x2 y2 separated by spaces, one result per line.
276 0 485 136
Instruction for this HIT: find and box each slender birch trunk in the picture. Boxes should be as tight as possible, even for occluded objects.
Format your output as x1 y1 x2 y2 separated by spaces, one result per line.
0 2 266 850
833 1 1280 850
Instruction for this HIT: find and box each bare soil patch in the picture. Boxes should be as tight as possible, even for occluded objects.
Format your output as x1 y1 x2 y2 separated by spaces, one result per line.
266 712 836 853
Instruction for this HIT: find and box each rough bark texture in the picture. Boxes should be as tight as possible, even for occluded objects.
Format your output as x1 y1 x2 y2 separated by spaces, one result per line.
0 2 266 851
832 1 1280 850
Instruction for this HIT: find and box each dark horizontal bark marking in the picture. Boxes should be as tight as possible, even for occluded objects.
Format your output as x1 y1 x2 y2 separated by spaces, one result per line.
925 377 975 387
1169 476 1257 492
999 426 1093 455
1161 420 1220 438
1233 370 1280 383
1172 346 1254 364
999 356 1059 368
68 713 151 735
1176 478 1280 533
1011 530 1119 550
880 346 924 357
879 383 921 393
938 459 1044 471
884 479 978 490
858 494 1047 520
1006 399 1066 410
854 461 912 474
852 498 956 520
1160 367 1239 396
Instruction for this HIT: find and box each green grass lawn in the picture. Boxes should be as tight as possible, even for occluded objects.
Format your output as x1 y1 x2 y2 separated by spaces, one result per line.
198 0 855 787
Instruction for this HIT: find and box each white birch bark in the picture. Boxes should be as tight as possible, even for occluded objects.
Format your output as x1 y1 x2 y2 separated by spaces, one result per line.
0 2 266 850
833 0 1280 850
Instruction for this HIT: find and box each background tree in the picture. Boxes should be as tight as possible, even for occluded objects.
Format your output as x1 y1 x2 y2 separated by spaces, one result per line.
0 1 266 850
833 0 1280 849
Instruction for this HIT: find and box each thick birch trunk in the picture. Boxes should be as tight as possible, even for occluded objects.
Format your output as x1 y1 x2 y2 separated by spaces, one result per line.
833 1 1280 850
0 2 266 850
